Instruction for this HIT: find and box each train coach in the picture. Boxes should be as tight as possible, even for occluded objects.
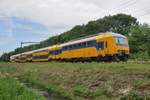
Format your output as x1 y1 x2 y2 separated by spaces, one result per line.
10 32 129 62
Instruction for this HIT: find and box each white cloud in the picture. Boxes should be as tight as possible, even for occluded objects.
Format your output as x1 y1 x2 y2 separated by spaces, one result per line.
0 0 149 33
0 0 149 41
0 0 150 34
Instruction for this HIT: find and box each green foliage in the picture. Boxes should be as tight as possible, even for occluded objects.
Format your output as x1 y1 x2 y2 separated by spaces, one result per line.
73 84 108 99
0 53 11 62
144 72 150 79
0 77 45 100
129 24 150 59
47 83 73 100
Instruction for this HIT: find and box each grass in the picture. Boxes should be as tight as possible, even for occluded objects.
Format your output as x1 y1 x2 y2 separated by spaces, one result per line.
0 62 150 100
0 77 45 100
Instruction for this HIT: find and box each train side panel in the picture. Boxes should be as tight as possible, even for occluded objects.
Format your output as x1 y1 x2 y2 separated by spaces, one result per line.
32 50 49 62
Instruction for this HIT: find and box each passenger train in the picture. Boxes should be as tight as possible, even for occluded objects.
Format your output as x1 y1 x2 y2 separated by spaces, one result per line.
10 32 129 62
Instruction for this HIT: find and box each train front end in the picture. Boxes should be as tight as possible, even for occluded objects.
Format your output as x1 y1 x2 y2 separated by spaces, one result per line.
113 33 129 61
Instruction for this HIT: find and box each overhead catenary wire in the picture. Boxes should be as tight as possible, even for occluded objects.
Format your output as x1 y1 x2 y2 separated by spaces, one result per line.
96 0 137 17
103 0 150 22
110 0 138 14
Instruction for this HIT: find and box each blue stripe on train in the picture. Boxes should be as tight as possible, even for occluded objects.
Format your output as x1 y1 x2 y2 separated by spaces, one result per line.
116 44 129 46
49 40 104 55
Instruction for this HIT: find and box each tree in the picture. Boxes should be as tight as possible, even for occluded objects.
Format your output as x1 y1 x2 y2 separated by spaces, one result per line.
129 24 150 59
0 53 10 62
85 14 137 36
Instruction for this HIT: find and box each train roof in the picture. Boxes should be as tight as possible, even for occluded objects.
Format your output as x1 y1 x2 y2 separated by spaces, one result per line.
60 32 125 46
10 54 21 59
112 33 126 38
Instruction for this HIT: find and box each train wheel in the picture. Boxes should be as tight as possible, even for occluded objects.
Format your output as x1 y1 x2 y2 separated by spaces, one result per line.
113 56 120 62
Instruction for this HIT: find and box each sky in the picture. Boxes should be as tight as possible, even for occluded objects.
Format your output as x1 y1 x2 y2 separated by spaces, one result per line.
0 0 150 55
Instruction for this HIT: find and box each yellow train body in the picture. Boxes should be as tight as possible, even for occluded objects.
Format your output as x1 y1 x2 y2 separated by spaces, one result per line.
10 32 129 62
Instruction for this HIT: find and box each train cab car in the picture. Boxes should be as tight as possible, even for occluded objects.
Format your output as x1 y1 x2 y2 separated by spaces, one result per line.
58 32 129 61
94 32 129 61
112 33 129 61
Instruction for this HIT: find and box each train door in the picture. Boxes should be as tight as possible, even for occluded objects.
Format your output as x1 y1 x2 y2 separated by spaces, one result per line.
104 40 108 55
96 41 105 56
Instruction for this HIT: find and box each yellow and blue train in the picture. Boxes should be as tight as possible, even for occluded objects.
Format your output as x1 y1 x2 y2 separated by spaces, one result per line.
10 32 129 62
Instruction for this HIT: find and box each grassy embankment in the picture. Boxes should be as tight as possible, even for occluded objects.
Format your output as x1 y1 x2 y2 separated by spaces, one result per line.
0 62 150 100
0 76 45 100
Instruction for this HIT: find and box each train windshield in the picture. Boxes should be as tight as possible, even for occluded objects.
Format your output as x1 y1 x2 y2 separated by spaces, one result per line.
115 37 128 46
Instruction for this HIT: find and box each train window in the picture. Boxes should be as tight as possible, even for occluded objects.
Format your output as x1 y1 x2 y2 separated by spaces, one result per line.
78 43 82 47
101 42 104 50
33 55 48 59
56 50 59 54
66 46 69 50
72 44 74 49
97 42 104 50
49 50 61 55
81 43 83 47
71 45 73 49
27 54 32 58
82 42 86 47
55 50 57 54
51 51 54 55
87 41 91 46
64 46 67 50
115 37 128 46
86 42 89 46
49 51 51 55
51 51 56 55
75 44 78 48
105 41 107 48
87 40 96 46
72 45 74 49
71 45 74 49
92 41 96 46
69 45 71 49
85 42 87 47
74 44 77 49
90 42 93 46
